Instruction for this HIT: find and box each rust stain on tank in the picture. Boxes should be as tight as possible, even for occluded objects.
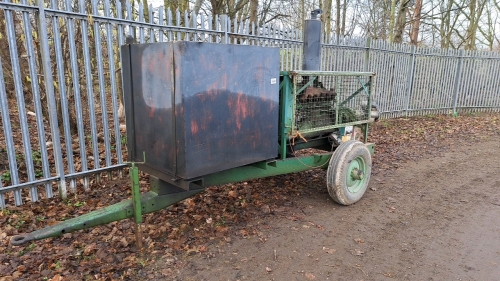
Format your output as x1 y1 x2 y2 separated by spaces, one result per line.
191 119 199 135
200 111 211 131
227 92 251 131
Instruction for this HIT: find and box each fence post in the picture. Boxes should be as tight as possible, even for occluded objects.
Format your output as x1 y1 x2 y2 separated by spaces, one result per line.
452 49 464 116
404 45 417 116
221 15 228 44
36 0 67 199
364 37 371 72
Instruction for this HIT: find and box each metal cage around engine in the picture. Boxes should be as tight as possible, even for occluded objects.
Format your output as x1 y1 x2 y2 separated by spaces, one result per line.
291 71 374 136
278 71 376 158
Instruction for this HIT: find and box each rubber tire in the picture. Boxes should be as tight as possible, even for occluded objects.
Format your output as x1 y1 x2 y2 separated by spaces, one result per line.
327 140 372 205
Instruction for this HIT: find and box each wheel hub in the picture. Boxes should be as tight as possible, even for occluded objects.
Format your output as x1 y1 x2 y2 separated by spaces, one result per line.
346 156 367 193
351 168 364 180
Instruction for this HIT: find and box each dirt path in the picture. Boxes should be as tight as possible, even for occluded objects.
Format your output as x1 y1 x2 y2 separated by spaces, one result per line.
2 114 499 281
155 137 500 281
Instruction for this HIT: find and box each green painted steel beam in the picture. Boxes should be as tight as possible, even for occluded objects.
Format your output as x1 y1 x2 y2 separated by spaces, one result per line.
279 74 294 159
203 153 332 186
10 147 379 246
10 189 202 246
10 154 332 246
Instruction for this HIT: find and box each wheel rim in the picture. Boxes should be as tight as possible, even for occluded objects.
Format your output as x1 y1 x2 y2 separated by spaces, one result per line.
346 156 367 193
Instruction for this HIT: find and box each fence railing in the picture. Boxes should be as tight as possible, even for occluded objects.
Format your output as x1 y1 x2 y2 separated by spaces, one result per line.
0 0 499 208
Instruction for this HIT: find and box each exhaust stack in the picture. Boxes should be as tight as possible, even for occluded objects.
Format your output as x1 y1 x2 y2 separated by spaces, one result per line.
303 9 322 71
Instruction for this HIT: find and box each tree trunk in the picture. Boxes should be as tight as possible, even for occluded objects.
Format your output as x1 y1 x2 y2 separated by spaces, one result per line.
249 0 258 25
393 0 410 44
409 0 422 45
335 0 340 35
341 0 347 35
389 0 397 42
193 0 203 14
465 0 486 50
143 0 149 22
323 0 333 42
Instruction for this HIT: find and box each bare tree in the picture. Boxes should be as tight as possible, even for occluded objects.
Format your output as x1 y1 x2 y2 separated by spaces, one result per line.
477 1 499 50
323 0 333 41
409 0 423 45
393 0 410 43
464 0 487 50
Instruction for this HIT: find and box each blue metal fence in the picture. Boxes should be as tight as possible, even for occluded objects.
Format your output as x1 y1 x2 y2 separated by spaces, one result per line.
0 0 499 208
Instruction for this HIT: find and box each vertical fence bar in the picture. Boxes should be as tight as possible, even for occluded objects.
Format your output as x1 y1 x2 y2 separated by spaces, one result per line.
446 50 458 110
199 12 204 42
117 2 125 45
0 55 22 205
192 11 197 42
0 179 4 208
52 8 77 192
37 0 67 198
484 54 494 112
167 8 173 41
126 1 134 40
232 18 237 44
221 15 228 44
439 50 449 111
460 51 470 113
469 52 479 111
5 2 37 203
92 0 112 174
215 15 220 43
404 45 416 116
64 0 88 190
149 4 154 42
432 51 441 112
138 2 144 43
475 53 487 111
176 9 181 42
184 10 190 41
104 0 123 167
452 49 465 116
116 1 125 177
256 20 261 46
244 20 249 45
21 0 52 199
80 0 100 180
158 7 164 42
364 37 371 72
207 14 213 43
491 56 500 111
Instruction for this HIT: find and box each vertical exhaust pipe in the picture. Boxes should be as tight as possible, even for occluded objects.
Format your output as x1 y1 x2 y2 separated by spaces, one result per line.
303 9 322 71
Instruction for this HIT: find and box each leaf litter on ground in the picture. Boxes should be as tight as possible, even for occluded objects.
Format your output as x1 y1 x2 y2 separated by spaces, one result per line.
0 113 499 280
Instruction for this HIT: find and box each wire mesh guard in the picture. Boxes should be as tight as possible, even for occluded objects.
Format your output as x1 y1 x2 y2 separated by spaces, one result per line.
292 73 373 134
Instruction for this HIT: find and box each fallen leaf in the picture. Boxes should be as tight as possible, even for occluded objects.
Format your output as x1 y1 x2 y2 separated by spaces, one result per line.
228 190 237 198
352 249 364 256
266 267 272 272
50 274 63 281
322 247 336 254
305 272 316 280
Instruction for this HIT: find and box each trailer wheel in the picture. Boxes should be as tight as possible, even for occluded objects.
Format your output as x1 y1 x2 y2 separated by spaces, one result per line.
327 140 372 205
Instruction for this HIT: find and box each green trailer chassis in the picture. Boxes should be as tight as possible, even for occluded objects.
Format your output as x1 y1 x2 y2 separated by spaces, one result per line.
11 70 376 246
